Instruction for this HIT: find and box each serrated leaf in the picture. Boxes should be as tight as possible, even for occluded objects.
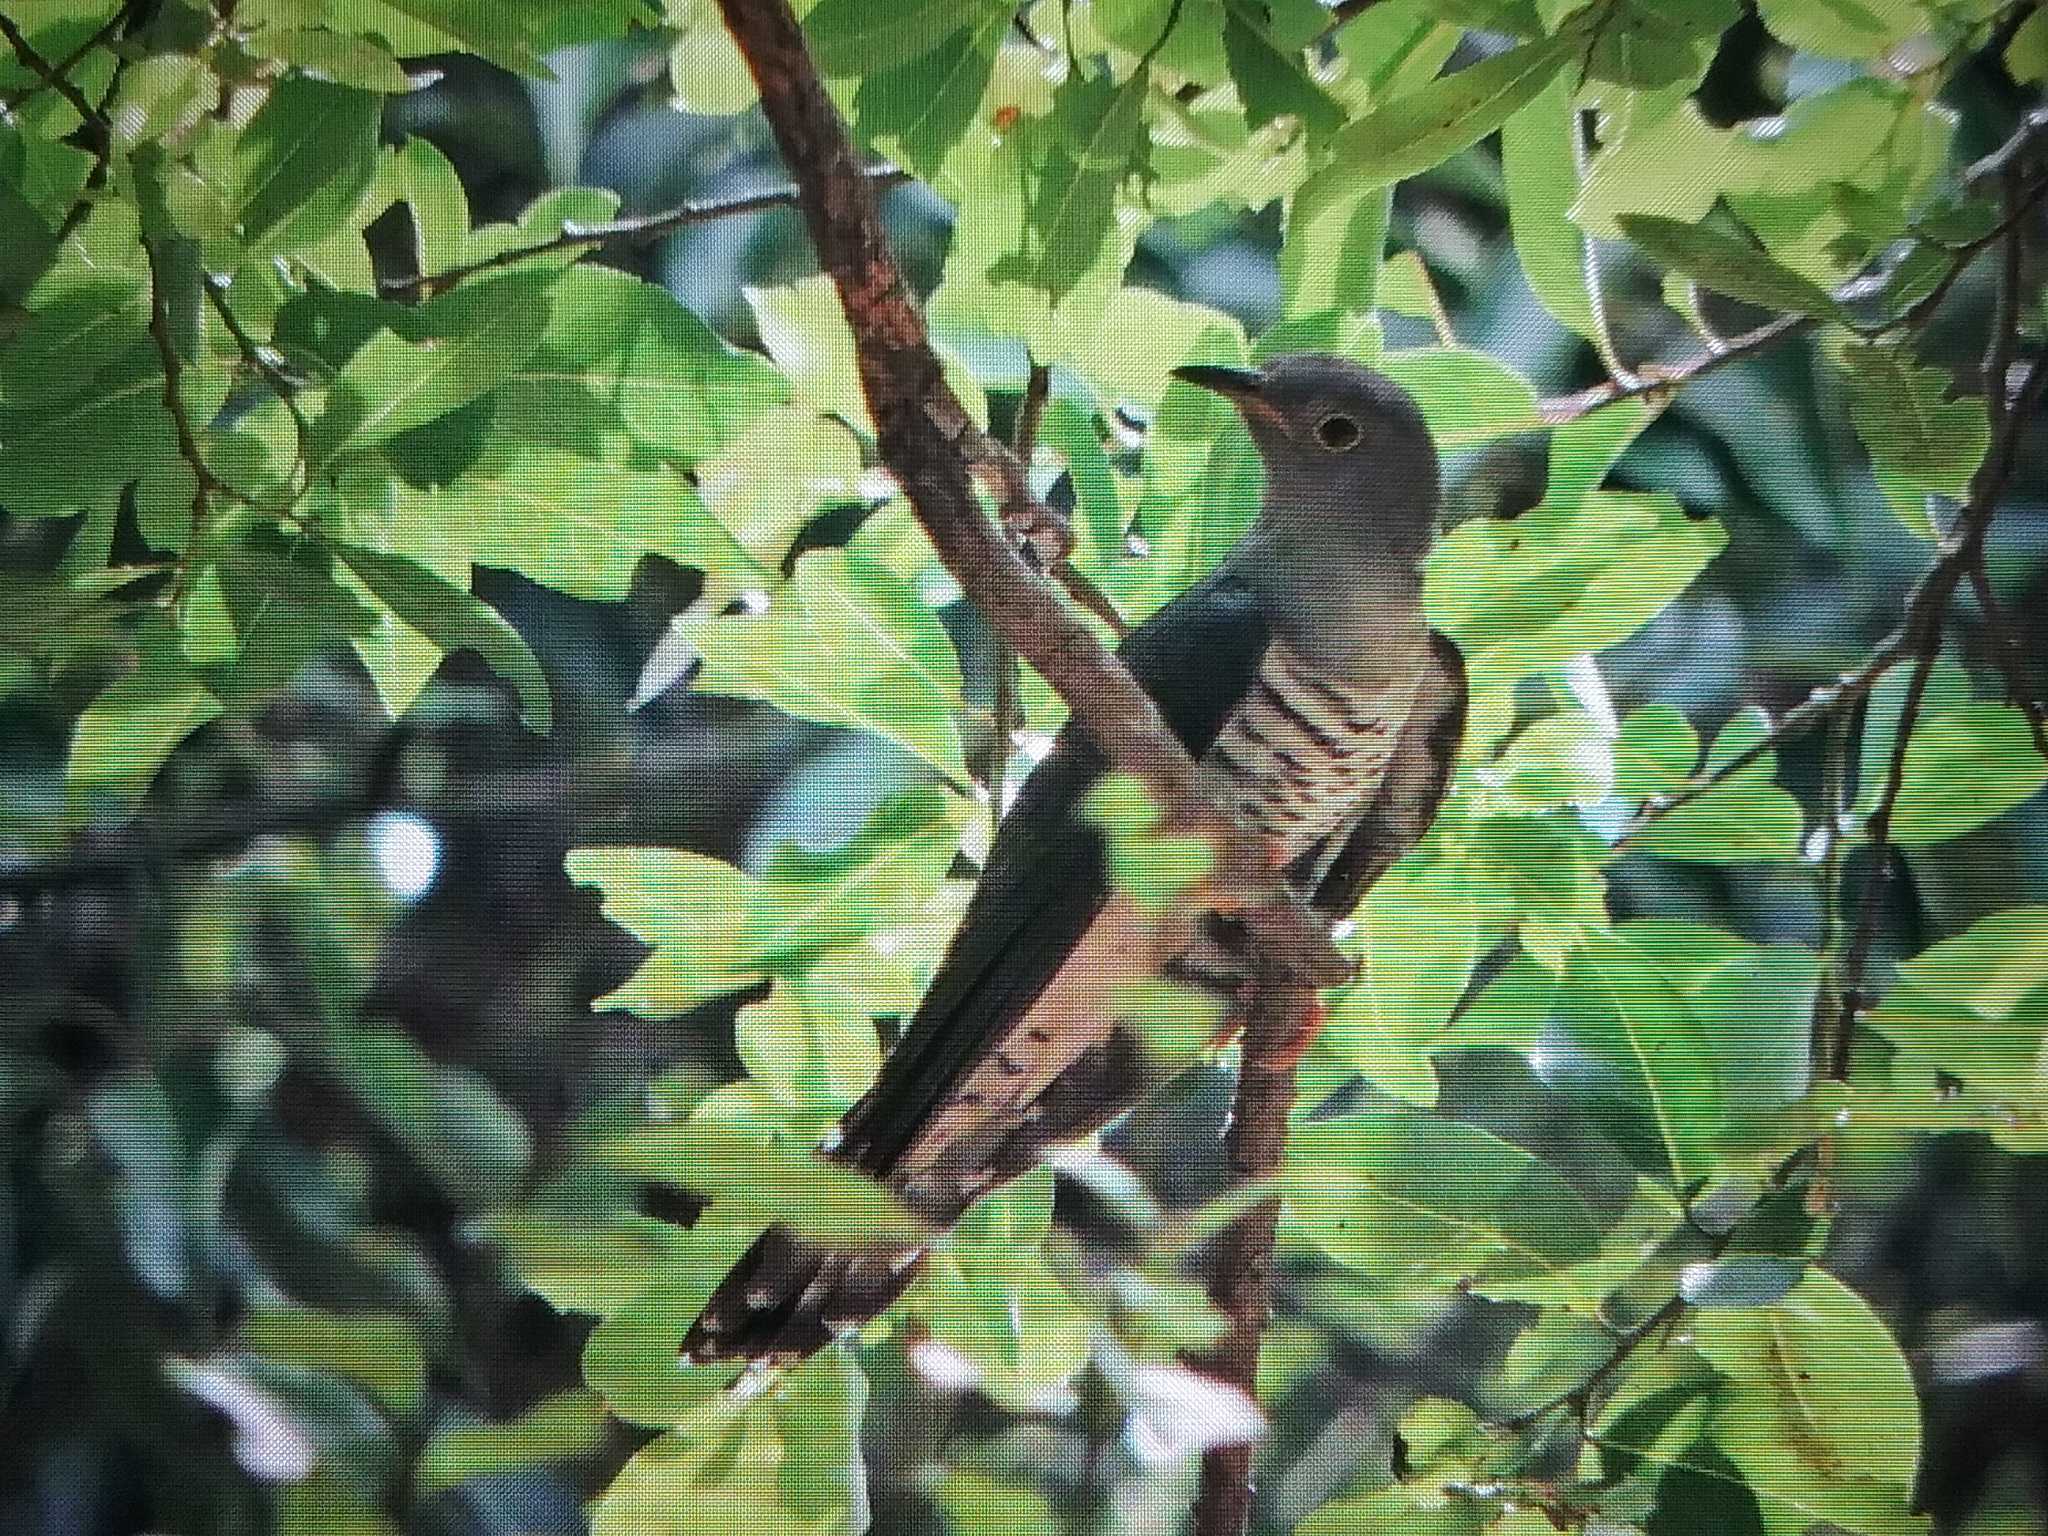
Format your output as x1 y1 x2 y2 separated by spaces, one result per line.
1332 33 1575 185
1617 213 1846 319
330 543 552 730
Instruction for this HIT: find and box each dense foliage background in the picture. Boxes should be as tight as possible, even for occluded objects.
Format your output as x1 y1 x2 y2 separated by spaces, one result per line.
3 1 2047 1533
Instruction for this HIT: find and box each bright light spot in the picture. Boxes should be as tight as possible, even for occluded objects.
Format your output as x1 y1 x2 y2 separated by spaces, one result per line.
917 568 963 607
1802 826 1831 863
0 895 19 932
737 588 771 615
367 812 440 900
1122 1363 1266 1463
855 468 898 504
1329 918 1356 942
1123 533 1152 558
910 1339 986 1391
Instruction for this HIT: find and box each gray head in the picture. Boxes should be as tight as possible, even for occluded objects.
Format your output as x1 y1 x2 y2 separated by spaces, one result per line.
1171 353 1440 572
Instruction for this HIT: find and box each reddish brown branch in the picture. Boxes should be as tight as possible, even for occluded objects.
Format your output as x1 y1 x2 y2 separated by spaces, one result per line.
710 0 1345 986
1189 975 1309 1536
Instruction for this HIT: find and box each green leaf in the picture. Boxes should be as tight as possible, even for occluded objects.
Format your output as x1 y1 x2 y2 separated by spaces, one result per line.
1285 1109 1606 1302
1426 491 1726 683
415 1390 609 1493
1501 72 1599 342
991 68 1151 299
1693 1270 1922 1500
233 77 382 255
849 10 1006 177
1322 857 1491 1105
570 788 966 1011
734 979 882 1115
1887 703 2048 844
1332 33 1575 185
686 547 969 779
591 1348 868 1536
0 344 192 521
493 266 788 466
379 453 704 601
330 543 553 731
1867 908 2048 1102
1617 213 1847 319
238 1307 425 1418
1627 710 1806 864
601 1120 928 1248
1838 341 1989 538
667 0 758 114
804 0 1001 74
1572 0 1739 89
326 1027 533 1208
1221 0 1343 139
2009 5 2048 82
308 274 552 466
65 621 223 814
479 1211 698 1317
1757 0 1933 61
1547 929 1723 1187
1377 347 1542 447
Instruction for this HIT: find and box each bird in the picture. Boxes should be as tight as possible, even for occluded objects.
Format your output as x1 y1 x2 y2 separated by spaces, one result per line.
682 353 1468 1366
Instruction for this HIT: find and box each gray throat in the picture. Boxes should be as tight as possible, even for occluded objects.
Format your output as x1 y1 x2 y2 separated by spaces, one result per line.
1222 477 1435 683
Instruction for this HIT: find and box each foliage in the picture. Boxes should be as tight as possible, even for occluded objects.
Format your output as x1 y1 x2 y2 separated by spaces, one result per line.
2 1 2046 1535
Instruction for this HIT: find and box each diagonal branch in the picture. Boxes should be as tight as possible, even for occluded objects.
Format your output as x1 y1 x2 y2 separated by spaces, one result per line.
380 166 911 299
709 0 1346 988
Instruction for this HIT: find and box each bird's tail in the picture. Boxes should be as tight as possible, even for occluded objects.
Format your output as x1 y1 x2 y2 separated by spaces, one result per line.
680 1224 926 1365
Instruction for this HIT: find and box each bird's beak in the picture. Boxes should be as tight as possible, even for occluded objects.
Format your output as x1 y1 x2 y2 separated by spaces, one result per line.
1170 363 1266 398
1170 363 1283 427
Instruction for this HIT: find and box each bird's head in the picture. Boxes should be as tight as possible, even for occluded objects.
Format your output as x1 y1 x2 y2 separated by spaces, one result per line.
1170 353 1440 567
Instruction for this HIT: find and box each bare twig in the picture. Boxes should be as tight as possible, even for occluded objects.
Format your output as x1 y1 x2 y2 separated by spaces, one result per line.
1610 638 1910 848
710 0 1347 987
1963 104 2048 190
380 165 912 299
0 4 127 114
140 235 222 548
1538 311 1811 425
204 273 313 496
1189 973 1310 1536
0 12 102 125
1966 554 2048 757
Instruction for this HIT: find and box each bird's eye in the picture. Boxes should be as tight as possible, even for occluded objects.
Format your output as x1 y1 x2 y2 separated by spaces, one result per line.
1316 413 1361 450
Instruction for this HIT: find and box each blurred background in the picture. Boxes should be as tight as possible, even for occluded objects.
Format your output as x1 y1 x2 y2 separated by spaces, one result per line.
3 14 2046 1536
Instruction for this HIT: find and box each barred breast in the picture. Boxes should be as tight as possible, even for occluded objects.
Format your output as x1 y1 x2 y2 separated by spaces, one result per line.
1195 641 1419 862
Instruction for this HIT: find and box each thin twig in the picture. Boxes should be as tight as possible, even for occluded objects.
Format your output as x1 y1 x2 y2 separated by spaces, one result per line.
1538 311 1811 424
380 165 911 299
0 12 102 125
203 274 313 497
0 5 126 113
1966 554 2048 757
140 235 221 549
1189 973 1309 1536
1611 638 1909 848
710 0 1347 987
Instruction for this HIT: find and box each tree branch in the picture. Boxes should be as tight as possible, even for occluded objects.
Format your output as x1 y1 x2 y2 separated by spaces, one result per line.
1189 974 1309 1536
0 11 102 125
709 0 1347 987
379 165 912 300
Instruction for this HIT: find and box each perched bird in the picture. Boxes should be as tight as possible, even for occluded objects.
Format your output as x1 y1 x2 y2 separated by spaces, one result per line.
684 354 1468 1365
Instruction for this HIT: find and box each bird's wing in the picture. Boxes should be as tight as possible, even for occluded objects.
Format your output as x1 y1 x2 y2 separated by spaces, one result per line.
1308 630 1467 916
679 573 1273 1364
835 569 1275 1179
